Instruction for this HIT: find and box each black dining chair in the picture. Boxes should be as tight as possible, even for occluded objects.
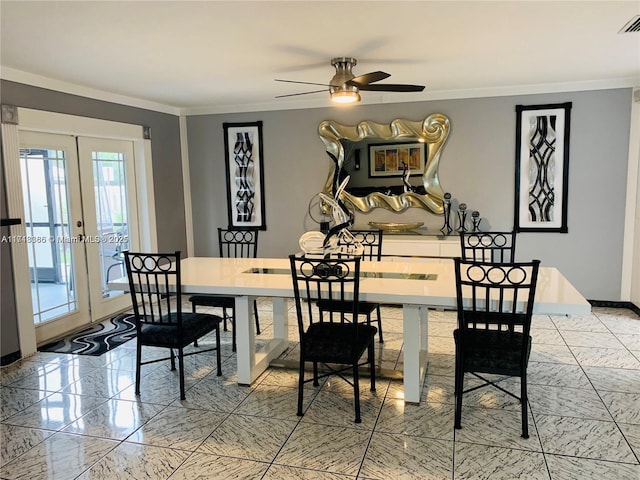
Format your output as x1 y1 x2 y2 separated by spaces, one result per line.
289 254 377 423
124 251 223 401
188 227 261 352
453 257 540 438
459 231 516 262
319 229 385 342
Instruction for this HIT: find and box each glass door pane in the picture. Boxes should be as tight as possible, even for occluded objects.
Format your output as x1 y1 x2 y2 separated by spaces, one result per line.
78 137 137 321
93 150 129 296
18 132 89 343
20 147 77 323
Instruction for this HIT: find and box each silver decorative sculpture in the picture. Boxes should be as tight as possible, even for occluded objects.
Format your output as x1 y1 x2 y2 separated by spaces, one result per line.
440 192 453 235
401 162 414 193
299 176 362 258
457 203 468 233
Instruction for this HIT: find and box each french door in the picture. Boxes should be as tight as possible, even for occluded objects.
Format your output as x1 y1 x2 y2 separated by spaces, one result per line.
19 132 89 342
18 132 138 343
78 137 138 321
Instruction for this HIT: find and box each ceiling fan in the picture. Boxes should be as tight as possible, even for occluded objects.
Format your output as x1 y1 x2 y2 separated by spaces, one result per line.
275 57 425 104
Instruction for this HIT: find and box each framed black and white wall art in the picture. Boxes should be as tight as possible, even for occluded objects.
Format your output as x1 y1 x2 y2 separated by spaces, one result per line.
514 102 572 233
223 121 266 230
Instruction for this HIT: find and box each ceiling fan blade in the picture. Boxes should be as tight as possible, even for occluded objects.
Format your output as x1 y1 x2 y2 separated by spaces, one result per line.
348 71 391 86
273 45 331 58
357 83 425 92
275 79 330 87
275 89 328 98
358 58 427 65
276 62 329 73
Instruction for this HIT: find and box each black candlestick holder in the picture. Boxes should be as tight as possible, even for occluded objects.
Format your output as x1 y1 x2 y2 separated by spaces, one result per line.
440 192 453 235
457 203 468 233
472 211 481 232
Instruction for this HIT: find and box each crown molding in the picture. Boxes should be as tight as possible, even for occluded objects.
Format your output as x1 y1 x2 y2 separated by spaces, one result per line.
1 67 181 116
181 77 640 115
2 66 637 117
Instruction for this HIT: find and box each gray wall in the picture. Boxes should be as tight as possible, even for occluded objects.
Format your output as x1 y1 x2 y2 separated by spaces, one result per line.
0 81 632 362
0 80 185 359
0 81 186 252
187 88 632 301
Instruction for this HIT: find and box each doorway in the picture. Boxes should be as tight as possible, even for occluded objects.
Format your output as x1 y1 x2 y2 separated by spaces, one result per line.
2 108 157 356
18 132 139 343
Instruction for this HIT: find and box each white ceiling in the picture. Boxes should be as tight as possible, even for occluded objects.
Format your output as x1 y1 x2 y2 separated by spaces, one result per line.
1 1 639 115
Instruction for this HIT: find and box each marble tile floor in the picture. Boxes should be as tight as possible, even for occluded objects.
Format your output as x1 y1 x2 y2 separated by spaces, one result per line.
1 304 639 479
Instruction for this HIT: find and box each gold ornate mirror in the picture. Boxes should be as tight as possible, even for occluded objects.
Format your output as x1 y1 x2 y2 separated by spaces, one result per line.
318 114 450 213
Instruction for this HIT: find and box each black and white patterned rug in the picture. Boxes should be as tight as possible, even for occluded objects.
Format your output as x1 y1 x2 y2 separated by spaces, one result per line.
38 313 136 356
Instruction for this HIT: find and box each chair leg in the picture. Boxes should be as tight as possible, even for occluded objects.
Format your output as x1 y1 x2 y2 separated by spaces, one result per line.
135 343 142 396
215 327 222 376
369 343 376 392
191 303 199 347
353 360 362 424
178 347 186 401
231 309 237 353
313 361 319 387
297 358 305 417
375 305 384 343
170 348 176 371
254 299 261 335
454 354 463 429
222 307 229 331
521 372 529 439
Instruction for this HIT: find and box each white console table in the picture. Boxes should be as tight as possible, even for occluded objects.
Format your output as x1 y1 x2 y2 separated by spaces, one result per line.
380 231 460 262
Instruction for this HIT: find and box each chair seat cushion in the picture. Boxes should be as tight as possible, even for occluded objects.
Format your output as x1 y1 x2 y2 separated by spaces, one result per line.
317 299 379 316
302 322 377 364
454 328 531 375
140 312 222 347
189 294 235 309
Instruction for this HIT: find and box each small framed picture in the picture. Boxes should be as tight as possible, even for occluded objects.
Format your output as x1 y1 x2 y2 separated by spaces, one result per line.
368 142 425 178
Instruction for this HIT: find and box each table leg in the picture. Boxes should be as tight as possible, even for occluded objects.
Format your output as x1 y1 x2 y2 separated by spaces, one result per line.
234 295 255 385
272 297 288 342
235 295 289 385
402 304 429 404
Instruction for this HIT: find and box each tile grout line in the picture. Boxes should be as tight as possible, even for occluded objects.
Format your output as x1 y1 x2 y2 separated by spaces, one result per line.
548 310 640 467
2 307 638 478
354 371 391 479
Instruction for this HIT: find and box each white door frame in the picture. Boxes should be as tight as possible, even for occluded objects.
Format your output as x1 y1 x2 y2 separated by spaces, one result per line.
2 108 157 357
621 88 640 306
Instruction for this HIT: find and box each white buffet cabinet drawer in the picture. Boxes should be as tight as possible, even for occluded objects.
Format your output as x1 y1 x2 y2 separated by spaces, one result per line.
381 234 461 263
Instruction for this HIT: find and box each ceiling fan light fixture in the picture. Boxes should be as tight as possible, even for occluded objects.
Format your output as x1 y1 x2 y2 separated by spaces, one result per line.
331 89 360 104
275 56 425 103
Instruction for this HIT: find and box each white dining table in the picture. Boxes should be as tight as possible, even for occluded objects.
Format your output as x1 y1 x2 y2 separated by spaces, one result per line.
110 256 591 404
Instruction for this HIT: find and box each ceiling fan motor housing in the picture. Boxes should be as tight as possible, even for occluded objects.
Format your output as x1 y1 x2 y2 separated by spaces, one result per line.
330 57 358 94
